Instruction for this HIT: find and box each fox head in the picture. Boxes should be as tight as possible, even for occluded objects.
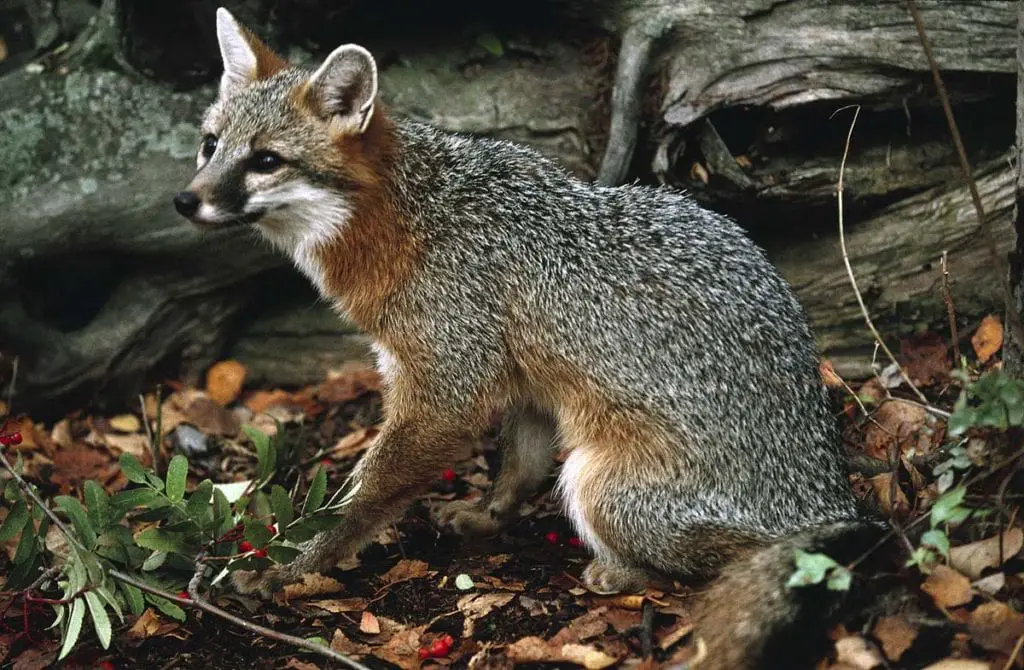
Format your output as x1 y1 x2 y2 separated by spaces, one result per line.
173 8 385 252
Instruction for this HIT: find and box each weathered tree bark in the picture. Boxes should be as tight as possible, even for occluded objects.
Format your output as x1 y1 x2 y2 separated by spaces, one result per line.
777 160 1015 379
1005 0 1024 375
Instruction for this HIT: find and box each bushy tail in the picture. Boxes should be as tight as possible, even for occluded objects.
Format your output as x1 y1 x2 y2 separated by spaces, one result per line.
684 520 889 670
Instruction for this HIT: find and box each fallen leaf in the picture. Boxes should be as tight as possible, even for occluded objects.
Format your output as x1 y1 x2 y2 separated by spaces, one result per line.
317 364 381 403
184 395 241 436
863 400 934 461
108 414 141 433
331 628 372 656
560 644 618 669
10 644 57 670
507 636 556 663
552 610 609 645
102 432 151 462
327 427 378 460
971 572 1005 596
970 314 1003 363
284 660 320 670
872 614 917 662
206 360 247 405
657 623 694 651
921 565 973 609
380 559 434 585
279 573 344 600
921 660 994 670
245 389 295 414
868 473 909 517
900 332 950 386
374 625 425 667
690 162 709 184
360 610 381 634
459 592 516 637
948 527 1023 579
820 360 845 388
306 597 369 614
126 608 181 640
967 601 1024 655
834 635 884 669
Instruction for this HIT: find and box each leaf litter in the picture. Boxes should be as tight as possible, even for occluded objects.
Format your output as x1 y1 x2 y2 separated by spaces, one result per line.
1 317 1023 669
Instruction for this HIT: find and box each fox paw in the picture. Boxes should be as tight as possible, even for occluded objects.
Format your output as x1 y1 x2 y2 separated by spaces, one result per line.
582 559 649 595
439 499 505 536
231 562 306 598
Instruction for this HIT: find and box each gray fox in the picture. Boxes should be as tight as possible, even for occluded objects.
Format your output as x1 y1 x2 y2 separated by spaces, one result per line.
173 8 883 668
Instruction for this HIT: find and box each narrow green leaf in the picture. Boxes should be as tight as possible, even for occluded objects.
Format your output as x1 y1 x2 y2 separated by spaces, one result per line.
3 479 22 502
264 441 278 481
476 32 504 57
121 583 145 616
142 550 168 572
95 585 124 623
930 486 967 526
186 479 215 526
270 485 293 530
118 453 150 485
243 520 273 548
55 496 97 549
84 591 113 649
0 500 29 542
266 545 301 564
921 529 951 557
165 455 188 503
84 481 110 529
135 528 191 554
145 594 186 622
303 466 327 514
111 487 162 512
58 598 86 660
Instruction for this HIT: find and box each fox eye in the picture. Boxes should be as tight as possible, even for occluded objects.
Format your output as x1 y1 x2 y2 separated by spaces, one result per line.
200 135 218 159
250 151 285 173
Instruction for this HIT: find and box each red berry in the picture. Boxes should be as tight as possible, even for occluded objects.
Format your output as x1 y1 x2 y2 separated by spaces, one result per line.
253 548 268 558
567 536 583 548
9 432 21 446
267 523 278 534
430 639 449 657
320 458 333 467
418 647 432 661
0 435 9 447
545 531 559 544
442 634 455 648
441 468 456 483
98 661 116 670
239 540 254 552
177 591 189 600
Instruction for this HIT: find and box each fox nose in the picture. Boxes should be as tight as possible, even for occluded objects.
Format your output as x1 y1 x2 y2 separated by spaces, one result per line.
173 191 201 217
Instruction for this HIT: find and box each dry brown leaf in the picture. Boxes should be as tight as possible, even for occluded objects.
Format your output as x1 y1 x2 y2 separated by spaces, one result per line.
206 360 247 405
552 610 609 645
598 594 646 610
872 614 917 662
317 364 382 404
50 420 73 449
459 592 516 637
970 314 1003 364
690 162 709 184
921 660 992 670
184 395 241 436
967 601 1024 655
331 628 372 656
10 645 57 670
971 572 1005 596
283 660 320 670
50 443 119 495
102 432 151 461
360 610 381 635
278 573 344 600
507 637 556 663
900 332 951 387
327 427 378 461
108 414 141 433
820 360 844 388
126 608 181 639
868 473 909 517
921 565 973 609
560 644 618 669
245 389 295 414
380 559 434 585
657 623 694 651
863 400 933 461
948 527 1023 579
374 625 425 667
735 154 752 168
834 635 884 669
306 597 369 614
603 607 643 634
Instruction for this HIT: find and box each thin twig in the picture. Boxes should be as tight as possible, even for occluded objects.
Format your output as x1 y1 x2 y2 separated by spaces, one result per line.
833 105 930 405
139 394 154 449
4 356 17 410
1004 631 1024 670
905 0 1024 349
0 452 370 670
940 252 961 362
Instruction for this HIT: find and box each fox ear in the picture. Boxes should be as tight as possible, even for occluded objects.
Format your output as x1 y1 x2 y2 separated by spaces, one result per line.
306 44 378 134
215 7 287 98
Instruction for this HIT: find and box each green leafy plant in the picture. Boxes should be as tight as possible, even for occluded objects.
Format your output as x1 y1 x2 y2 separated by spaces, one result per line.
1 424 357 660
786 549 852 592
948 369 1024 436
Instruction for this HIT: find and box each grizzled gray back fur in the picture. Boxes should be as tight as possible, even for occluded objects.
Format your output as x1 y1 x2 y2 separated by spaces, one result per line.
383 117 858 563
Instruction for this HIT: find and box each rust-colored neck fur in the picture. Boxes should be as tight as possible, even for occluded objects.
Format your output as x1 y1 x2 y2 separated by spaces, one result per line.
314 105 418 335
